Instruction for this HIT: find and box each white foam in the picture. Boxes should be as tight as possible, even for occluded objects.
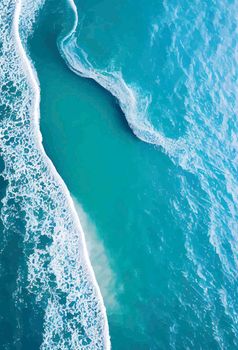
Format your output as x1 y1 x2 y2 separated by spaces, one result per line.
59 0 180 156
0 0 110 348
150 23 159 47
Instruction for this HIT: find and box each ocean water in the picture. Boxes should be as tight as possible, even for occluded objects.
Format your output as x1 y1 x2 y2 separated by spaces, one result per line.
1 0 238 349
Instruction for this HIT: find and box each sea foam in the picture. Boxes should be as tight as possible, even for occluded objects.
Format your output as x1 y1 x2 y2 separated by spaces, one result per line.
59 0 181 156
0 0 110 349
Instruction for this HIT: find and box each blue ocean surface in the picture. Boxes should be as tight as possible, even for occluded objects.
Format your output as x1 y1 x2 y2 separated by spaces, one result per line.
0 0 238 349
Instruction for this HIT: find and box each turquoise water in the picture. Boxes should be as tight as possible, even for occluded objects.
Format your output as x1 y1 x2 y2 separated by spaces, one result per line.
1 0 238 349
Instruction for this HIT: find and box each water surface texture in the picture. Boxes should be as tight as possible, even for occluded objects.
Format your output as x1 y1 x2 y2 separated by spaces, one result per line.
1 0 238 349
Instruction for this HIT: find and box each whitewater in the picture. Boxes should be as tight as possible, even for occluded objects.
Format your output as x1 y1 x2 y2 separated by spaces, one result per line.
0 0 110 348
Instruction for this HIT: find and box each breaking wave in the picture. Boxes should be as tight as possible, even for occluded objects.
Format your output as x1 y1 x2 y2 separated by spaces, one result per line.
0 0 110 348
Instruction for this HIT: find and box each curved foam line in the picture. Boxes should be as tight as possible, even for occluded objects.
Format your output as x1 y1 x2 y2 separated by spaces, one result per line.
60 0 180 157
13 0 111 348
64 0 78 42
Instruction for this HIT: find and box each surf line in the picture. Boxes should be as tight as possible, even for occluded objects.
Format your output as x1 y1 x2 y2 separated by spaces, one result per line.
60 0 181 158
12 0 111 348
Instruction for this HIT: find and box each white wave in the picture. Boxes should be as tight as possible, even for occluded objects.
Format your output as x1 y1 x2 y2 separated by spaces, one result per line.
0 0 110 348
59 0 181 157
